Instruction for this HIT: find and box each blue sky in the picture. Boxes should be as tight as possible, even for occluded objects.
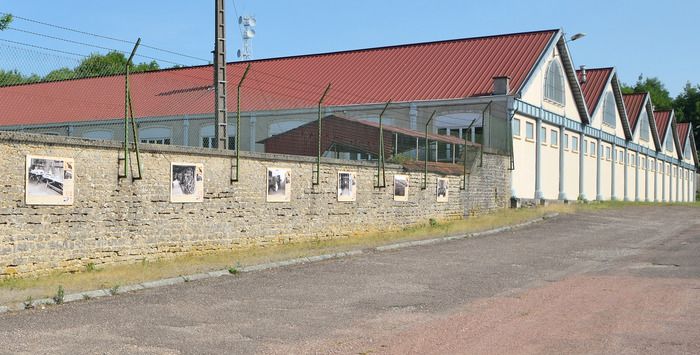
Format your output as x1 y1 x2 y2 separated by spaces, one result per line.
1 0 697 96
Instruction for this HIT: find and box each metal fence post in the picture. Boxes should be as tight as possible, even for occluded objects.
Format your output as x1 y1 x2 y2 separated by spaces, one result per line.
423 111 436 190
232 63 250 183
314 83 332 186
376 101 391 188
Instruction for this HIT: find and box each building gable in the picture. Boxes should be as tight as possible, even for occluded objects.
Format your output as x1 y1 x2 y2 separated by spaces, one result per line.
518 32 590 124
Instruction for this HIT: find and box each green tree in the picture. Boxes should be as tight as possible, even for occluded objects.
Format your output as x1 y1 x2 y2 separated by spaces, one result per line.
673 82 700 148
44 67 76 82
0 69 40 86
74 51 159 78
622 75 674 110
0 13 12 30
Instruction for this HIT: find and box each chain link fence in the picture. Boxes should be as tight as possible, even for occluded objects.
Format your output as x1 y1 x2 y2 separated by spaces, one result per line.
0 36 512 178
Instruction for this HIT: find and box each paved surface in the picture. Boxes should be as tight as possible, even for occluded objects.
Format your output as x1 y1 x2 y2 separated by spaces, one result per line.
1 206 699 354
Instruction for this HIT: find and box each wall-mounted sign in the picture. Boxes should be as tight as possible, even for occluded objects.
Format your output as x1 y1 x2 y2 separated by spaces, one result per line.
26 155 75 205
171 163 204 203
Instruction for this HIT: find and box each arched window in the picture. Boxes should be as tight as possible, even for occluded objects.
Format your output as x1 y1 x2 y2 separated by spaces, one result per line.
83 130 114 140
665 128 673 152
639 107 649 141
139 126 172 145
544 60 565 105
602 92 616 127
200 124 236 150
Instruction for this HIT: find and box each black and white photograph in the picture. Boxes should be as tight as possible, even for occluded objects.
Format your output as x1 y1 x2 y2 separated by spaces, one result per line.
337 171 357 202
25 155 75 205
170 162 204 203
267 167 291 202
393 174 409 201
436 177 449 202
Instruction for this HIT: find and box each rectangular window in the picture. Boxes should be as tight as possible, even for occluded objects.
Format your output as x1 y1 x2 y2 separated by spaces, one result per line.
583 140 588 155
563 134 569 150
618 150 623 163
512 118 521 137
572 136 579 152
605 146 611 160
540 127 547 144
525 122 534 140
551 130 558 146
630 154 635 167
659 162 662 172
590 142 596 157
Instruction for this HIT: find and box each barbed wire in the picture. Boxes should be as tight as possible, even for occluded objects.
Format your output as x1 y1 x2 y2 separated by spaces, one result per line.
1 12 209 63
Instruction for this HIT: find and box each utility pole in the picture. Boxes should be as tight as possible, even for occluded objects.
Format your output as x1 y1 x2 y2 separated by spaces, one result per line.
214 0 228 149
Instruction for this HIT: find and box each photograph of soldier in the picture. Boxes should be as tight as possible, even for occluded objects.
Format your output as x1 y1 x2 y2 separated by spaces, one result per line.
436 177 449 202
25 155 75 205
337 171 357 202
393 174 409 201
170 163 204 203
267 168 291 202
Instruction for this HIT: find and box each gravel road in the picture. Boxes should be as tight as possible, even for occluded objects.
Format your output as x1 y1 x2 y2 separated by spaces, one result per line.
1 205 698 354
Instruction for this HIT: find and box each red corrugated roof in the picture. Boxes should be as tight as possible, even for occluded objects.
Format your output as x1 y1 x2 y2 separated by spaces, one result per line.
576 68 612 116
0 30 558 126
622 93 646 131
677 122 690 150
654 110 672 143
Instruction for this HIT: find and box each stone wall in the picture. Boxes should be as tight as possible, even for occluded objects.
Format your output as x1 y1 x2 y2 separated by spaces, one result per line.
0 132 510 277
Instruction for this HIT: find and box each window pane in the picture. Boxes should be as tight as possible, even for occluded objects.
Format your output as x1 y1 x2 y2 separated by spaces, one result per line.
228 136 236 150
572 136 579 152
540 127 547 143
512 118 521 136
603 92 616 127
545 61 565 105
526 122 534 139
563 134 568 148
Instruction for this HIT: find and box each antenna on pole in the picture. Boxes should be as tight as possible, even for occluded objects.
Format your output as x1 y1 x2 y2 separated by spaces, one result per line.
237 15 256 60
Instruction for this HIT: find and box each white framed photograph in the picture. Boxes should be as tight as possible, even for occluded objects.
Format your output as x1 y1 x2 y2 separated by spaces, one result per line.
171 162 204 203
25 155 75 205
337 171 357 202
436 177 449 202
393 174 409 201
267 167 291 202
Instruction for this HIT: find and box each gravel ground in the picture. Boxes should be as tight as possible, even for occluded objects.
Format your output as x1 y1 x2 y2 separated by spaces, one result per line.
0 205 698 354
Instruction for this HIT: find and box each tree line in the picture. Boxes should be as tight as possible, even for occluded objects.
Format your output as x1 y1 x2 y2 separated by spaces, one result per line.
1 13 160 85
622 76 700 153
0 51 160 86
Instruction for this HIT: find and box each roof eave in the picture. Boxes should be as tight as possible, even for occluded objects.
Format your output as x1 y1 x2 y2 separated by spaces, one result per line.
611 73 633 140
514 30 561 97
556 37 591 124
646 95 662 150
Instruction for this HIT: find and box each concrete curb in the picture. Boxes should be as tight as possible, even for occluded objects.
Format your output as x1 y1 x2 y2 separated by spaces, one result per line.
0 213 557 314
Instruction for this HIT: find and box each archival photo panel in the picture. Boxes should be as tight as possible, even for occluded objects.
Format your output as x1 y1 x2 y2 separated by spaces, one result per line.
393 174 409 202
170 162 204 203
25 155 75 205
337 171 357 202
436 177 449 202
267 167 291 202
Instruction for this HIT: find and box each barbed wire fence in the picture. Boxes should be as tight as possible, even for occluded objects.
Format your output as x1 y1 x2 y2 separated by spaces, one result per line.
0 17 510 187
